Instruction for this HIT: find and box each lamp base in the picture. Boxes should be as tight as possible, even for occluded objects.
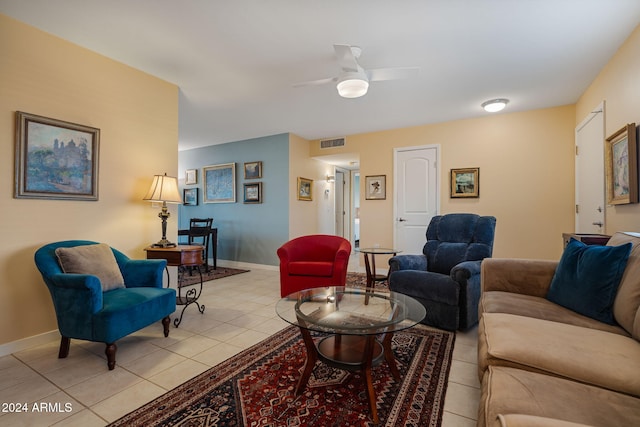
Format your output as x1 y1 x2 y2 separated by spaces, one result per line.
151 239 177 248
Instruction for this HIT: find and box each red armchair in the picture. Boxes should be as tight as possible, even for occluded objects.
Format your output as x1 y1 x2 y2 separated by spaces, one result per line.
277 234 352 297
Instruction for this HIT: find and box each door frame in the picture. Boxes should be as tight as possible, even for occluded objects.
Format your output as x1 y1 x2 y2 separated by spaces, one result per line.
393 144 441 250
575 101 605 233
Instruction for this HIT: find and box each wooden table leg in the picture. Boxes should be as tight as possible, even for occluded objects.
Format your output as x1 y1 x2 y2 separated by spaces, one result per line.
295 326 318 395
363 335 379 424
382 331 400 380
364 253 373 305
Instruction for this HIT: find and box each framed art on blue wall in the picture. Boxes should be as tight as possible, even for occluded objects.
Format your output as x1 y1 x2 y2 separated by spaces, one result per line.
183 187 198 205
203 163 236 203
14 111 100 200
243 182 262 203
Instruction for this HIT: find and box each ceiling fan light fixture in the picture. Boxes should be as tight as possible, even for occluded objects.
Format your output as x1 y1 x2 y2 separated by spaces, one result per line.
482 98 509 113
337 71 369 98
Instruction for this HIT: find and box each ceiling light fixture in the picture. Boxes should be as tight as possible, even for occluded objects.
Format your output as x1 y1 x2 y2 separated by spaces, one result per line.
337 68 369 98
481 98 509 113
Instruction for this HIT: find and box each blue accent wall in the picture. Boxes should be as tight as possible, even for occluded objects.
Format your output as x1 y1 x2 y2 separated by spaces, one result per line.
178 133 289 266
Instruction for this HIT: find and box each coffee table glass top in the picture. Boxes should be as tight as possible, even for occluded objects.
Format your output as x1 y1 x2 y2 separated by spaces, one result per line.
276 287 426 335
357 247 400 255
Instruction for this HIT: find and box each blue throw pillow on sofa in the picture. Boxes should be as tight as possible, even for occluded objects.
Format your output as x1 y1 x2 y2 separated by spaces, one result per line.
547 238 632 325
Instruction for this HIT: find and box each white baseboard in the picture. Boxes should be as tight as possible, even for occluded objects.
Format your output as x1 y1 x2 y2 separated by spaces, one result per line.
214 259 279 272
0 329 59 358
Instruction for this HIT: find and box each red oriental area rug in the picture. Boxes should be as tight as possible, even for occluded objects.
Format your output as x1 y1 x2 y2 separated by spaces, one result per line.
109 324 455 427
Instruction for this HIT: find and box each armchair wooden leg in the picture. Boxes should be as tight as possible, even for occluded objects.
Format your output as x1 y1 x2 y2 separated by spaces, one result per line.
105 343 117 370
162 316 171 337
58 336 70 359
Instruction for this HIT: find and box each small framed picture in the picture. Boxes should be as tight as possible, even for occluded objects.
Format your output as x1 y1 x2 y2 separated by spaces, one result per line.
185 169 197 185
243 182 262 204
365 175 386 200
605 123 637 205
297 177 313 201
451 168 480 198
183 188 198 205
244 161 262 179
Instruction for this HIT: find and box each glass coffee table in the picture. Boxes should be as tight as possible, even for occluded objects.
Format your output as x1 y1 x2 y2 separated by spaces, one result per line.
276 287 426 423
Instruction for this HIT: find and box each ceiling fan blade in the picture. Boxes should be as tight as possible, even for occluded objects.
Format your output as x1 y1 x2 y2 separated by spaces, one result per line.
292 76 337 88
334 44 358 72
367 66 420 82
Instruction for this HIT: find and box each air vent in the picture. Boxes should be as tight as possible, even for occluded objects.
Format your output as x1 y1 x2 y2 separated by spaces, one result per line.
320 137 346 149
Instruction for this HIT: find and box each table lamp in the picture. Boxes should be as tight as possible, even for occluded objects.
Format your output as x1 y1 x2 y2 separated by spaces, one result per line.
143 173 183 247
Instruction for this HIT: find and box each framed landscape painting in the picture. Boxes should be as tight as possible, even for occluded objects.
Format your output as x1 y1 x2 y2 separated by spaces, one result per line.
183 187 198 206
451 168 479 198
605 123 638 205
14 111 100 200
243 182 262 204
203 163 236 203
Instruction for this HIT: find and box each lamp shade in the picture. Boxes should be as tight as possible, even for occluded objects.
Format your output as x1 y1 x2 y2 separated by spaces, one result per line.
143 173 182 203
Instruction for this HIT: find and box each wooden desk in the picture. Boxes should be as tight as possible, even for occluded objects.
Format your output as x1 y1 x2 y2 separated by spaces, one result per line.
145 245 206 327
178 228 218 270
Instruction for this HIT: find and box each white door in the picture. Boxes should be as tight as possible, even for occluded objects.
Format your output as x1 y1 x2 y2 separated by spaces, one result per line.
575 102 605 233
394 145 439 254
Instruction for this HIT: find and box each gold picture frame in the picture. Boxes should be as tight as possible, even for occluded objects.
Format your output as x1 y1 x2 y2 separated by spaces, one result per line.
297 177 313 201
14 111 100 200
365 175 386 200
605 123 637 205
451 168 479 198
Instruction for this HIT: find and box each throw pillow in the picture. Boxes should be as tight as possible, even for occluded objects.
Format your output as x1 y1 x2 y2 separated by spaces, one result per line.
55 243 125 292
547 238 632 325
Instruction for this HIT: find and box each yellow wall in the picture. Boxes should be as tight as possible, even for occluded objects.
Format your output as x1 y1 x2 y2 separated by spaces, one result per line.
288 133 327 238
0 15 178 348
311 105 577 260
577 24 640 234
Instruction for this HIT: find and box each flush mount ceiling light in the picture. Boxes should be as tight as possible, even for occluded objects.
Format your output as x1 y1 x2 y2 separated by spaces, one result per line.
481 98 509 113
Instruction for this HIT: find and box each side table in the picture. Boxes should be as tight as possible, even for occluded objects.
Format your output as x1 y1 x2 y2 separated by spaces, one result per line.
145 245 206 327
357 247 400 304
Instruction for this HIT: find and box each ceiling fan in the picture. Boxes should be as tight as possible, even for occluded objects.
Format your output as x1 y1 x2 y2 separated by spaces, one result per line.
293 44 420 98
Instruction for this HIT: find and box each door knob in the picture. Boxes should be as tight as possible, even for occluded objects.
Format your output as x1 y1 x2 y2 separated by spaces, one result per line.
398 218 407 222
592 222 603 227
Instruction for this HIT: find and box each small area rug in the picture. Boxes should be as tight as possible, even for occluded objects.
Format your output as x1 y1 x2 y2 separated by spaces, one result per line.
109 324 454 427
178 267 249 287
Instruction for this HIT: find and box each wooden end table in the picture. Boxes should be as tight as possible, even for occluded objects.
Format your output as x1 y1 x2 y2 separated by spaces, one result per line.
145 244 206 327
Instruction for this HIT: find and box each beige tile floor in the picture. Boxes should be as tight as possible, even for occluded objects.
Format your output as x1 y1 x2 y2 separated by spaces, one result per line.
0 266 480 426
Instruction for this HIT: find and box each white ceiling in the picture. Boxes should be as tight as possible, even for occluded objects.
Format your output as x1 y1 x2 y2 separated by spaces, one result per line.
2 0 640 154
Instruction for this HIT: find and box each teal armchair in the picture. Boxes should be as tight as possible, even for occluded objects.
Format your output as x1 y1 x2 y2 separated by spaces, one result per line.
34 240 176 370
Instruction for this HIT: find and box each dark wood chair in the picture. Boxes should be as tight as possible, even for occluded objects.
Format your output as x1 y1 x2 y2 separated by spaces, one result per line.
187 218 213 272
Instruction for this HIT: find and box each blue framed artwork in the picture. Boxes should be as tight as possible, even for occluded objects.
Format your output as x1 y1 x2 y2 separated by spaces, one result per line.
183 187 199 206
203 163 236 203
14 111 100 201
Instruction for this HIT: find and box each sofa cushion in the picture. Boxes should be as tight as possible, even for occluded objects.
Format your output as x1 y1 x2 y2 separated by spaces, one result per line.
478 313 640 397
288 261 333 277
479 366 640 427
480 291 629 336
55 243 125 292
608 232 640 339
546 238 631 325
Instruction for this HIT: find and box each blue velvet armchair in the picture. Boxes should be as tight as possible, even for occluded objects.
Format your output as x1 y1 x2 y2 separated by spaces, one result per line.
34 240 177 370
388 214 496 331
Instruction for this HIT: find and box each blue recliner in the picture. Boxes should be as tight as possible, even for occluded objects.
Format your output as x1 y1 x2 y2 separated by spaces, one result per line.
34 240 176 370
388 214 496 331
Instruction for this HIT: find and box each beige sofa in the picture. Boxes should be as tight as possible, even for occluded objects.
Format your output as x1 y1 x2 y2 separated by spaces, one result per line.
477 232 640 427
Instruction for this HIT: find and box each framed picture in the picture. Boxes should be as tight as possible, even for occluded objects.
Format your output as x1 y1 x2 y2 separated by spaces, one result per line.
183 188 198 206
605 123 638 205
297 177 313 201
14 111 100 200
451 168 480 198
185 169 197 185
365 175 386 200
244 161 262 179
203 163 236 203
243 182 262 204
